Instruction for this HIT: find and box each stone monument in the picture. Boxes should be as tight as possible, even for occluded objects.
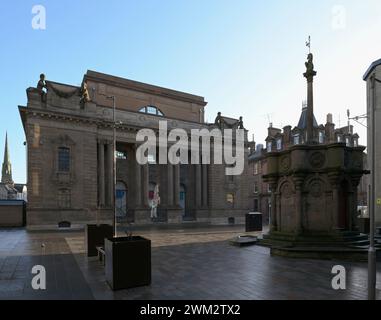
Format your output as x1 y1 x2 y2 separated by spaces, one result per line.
259 49 370 260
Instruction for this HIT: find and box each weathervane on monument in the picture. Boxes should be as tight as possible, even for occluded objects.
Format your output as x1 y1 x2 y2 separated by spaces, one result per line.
306 35 311 54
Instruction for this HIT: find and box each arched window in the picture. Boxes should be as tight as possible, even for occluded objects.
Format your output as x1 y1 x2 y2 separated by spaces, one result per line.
139 105 164 116
116 181 127 217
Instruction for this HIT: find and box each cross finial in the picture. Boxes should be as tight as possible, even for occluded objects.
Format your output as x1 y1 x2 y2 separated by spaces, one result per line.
306 35 311 54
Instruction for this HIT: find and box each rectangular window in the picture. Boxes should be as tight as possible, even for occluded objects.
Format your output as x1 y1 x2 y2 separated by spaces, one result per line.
294 135 300 145
58 189 71 208
226 193 234 204
319 132 324 144
346 137 350 147
276 139 282 150
58 147 70 172
267 142 272 152
254 182 259 194
254 163 259 175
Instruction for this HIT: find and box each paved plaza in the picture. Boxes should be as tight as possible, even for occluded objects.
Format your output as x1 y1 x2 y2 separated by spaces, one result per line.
0 226 380 300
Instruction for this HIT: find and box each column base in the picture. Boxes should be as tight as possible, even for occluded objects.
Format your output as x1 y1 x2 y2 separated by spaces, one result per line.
167 208 183 224
131 209 151 224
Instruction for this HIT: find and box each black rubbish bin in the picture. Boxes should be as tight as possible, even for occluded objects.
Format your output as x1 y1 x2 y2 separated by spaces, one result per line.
246 212 262 232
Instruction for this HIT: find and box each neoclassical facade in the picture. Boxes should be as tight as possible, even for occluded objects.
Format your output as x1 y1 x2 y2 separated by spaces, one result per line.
19 71 249 228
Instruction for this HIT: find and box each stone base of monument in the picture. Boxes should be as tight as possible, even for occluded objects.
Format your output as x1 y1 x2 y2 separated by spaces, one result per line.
229 235 258 247
258 230 381 261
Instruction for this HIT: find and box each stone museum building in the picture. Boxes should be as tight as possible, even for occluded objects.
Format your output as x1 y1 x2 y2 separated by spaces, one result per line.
19 71 249 228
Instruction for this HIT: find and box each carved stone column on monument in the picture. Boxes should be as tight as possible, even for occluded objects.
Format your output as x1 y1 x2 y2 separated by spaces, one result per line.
328 173 341 230
293 177 305 234
269 182 278 231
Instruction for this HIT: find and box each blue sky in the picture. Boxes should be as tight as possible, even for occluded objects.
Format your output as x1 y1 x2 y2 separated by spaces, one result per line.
0 0 381 183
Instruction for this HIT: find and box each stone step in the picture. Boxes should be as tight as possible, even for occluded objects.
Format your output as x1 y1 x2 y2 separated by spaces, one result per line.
270 246 381 261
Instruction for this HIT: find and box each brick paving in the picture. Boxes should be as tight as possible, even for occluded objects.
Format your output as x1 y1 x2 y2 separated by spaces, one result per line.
0 227 380 300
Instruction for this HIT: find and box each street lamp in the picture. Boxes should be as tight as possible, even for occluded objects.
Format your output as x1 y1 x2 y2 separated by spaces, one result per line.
368 74 381 300
100 94 117 238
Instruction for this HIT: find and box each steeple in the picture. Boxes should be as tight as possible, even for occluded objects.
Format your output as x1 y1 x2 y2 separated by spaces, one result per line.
1 132 13 185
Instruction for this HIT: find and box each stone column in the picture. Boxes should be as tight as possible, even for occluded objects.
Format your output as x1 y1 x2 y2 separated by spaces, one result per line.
195 164 202 208
135 147 142 208
174 164 180 207
167 164 174 207
202 165 208 207
294 177 304 234
276 193 281 232
142 163 149 208
98 140 105 207
329 173 340 230
269 182 277 232
332 187 340 229
107 142 114 207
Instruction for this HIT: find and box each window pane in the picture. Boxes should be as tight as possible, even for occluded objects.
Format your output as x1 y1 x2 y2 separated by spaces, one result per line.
58 148 70 172
226 193 234 204
116 151 127 160
58 189 71 208
139 105 164 116
146 106 157 114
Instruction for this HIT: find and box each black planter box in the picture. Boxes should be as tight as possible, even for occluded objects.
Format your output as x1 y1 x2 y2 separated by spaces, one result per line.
85 224 113 257
358 217 370 234
246 213 262 232
105 236 151 290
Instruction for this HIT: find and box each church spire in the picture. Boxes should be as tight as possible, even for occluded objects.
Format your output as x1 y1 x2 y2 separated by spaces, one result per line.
1 132 13 185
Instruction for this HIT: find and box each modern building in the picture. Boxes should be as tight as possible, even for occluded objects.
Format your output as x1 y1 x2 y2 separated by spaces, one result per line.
363 59 381 226
19 71 250 228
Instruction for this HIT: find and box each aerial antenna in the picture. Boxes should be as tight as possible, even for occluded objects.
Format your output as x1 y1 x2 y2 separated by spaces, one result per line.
266 114 272 126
